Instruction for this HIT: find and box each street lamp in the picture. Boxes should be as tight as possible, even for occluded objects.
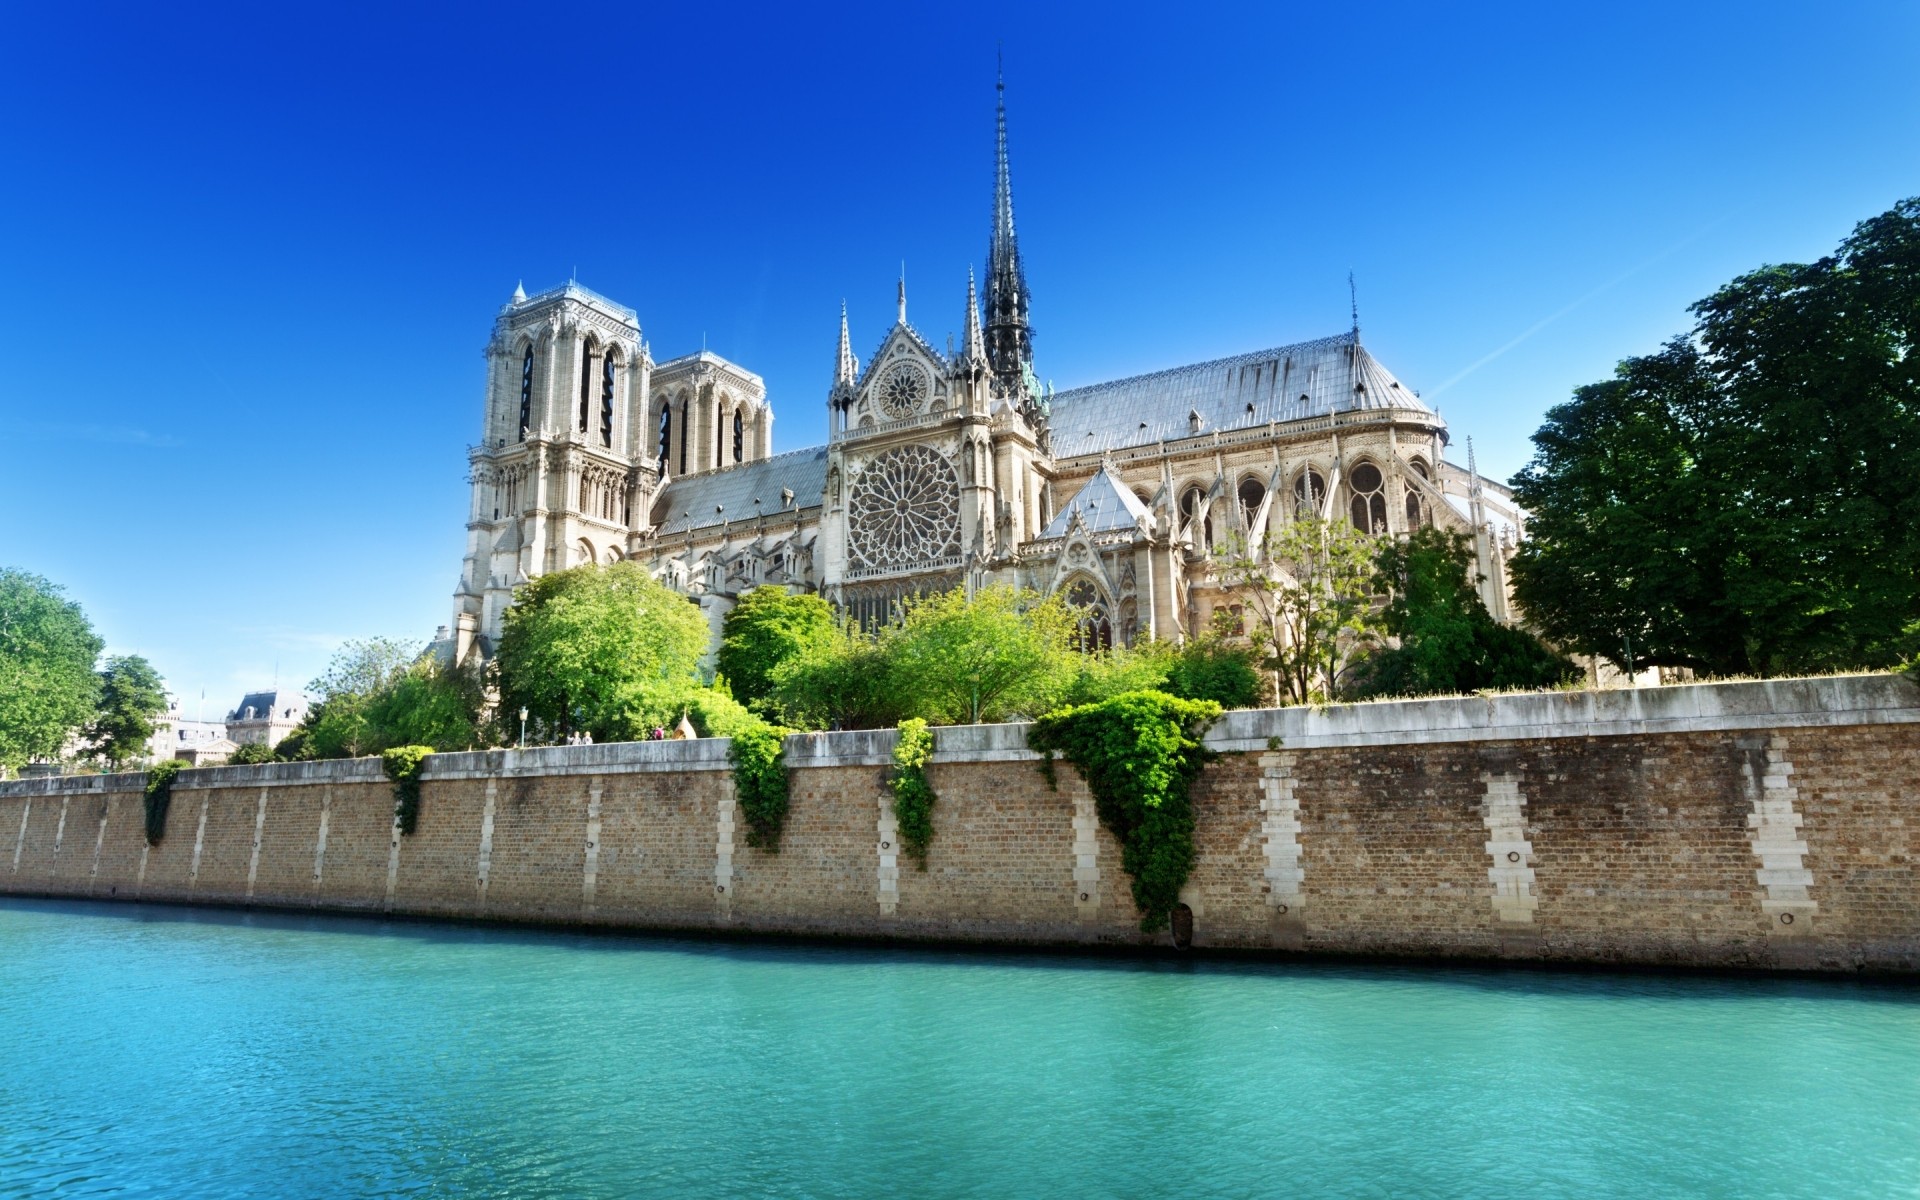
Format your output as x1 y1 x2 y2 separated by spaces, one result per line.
519 706 529 749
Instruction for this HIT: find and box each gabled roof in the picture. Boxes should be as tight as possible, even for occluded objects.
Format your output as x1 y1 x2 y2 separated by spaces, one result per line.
1042 463 1152 537
1046 332 1435 456
651 446 829 535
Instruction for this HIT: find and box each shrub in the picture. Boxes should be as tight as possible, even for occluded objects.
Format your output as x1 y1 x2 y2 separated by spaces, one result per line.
381 745 434 835
890 718 936 867
1027 691 1221 932
684 688 792 851
228 742 275 765
143 759 188 845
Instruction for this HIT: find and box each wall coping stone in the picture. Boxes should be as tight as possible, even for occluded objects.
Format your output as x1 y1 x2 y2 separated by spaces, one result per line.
3 673 1912 797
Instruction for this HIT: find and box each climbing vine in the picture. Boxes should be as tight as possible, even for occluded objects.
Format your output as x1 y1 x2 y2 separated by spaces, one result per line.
382 745 434 835
890 718 936 867
143 759 187 845
728 719 791 850
1027 691 1221 932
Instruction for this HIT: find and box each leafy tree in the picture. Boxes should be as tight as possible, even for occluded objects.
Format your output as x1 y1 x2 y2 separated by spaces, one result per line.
494 562 710 741
716 587 835 712
1214 518 1385 704
297 637 420 758
1359 528 1574 696
886 585 1075 724
86 655 169 769
1161 620 1268 709
768 620 908 731
1513 198 1920 675
362 659 487 752
0 568 104 771
229 742 276 765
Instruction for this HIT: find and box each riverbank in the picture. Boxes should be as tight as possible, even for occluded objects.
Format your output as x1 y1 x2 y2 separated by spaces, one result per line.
5 675 1917 972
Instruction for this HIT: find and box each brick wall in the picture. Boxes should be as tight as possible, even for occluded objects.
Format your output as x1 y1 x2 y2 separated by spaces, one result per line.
4 676 1917 972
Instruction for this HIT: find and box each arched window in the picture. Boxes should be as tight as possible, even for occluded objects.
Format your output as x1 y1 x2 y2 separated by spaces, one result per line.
1406 459 1429 528
1179 485 1210 546
657 400 671 468
715 398 725 470
1349 461 1388 534
578 342 595 433
601 355 616 448
678 396 690 475
733 408 745 463
1065 579 1113 652
1294 469 1327 520
518 346 534 441
1237 476 1266 529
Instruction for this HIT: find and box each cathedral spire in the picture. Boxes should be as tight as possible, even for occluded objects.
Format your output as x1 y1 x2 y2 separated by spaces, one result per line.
962 266 985 365
835 301 857 387
897 265 908 326
985 61 1033 393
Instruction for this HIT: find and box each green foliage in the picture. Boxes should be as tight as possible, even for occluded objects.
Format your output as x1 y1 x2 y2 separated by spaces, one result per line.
886 585 1076 725
1512 197 1920 676
1214 518 1385 704
84 654 169 769
890 718 936 867
381 745 434 835
683 687 793 851
717 587 835 713
363 659 487 751
1358 528 1576 696
296 637 423 758
1161 624 1268 709
0 568 104 771
143 759 187 845
228 742 276 765
1027 691 1222 932
767 621 911 731
495 562 710 742
1050 641 1177 710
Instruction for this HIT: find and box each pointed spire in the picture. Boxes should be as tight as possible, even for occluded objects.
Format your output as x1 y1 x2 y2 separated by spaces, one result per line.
985 59 1034 392
897 264 907 326
511 280 526 303
835 302 857 387
962 266 985 364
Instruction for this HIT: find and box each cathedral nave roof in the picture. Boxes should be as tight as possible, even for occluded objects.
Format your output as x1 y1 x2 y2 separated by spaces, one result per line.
651 446 829 536
1045 332 1436 457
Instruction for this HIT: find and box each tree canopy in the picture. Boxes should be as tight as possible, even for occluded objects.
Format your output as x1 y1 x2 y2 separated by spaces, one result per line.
289 637 483 759
0 568 104 770
494 561 710 741
1214 518 1384 704
716 586 835 712
1359 528 1574 697
1512 198 1920 676
86 654 169 769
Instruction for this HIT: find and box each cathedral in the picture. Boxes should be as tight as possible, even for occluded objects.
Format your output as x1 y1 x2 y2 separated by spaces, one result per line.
447 80 1522 666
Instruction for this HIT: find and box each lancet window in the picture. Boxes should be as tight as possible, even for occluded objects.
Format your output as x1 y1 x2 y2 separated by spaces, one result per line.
601 356 616 448
578 342 595 433
1237 476 1266 529
1349 462 1388 534
1179 485 1211 547
657 402 671 468
733 409 745 463
518 346 533 440
1406 460 1430 527
678 396 690 475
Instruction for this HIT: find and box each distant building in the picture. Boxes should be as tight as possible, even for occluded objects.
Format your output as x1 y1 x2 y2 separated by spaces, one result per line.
226 690 308 749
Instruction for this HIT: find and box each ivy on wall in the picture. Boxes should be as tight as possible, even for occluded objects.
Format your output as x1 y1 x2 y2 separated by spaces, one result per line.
890 718 936 868
1027 691 1221 932
142 759 186 845
728 720 790 850
382 745 434 835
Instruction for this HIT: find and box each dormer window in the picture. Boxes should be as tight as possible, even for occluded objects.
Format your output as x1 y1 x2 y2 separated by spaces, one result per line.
1188 409 1203 434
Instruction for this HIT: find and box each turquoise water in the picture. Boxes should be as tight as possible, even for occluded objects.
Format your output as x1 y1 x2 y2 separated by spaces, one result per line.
2 900 1917 1199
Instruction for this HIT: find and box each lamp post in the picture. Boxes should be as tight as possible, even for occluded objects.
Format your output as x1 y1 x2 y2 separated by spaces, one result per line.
519 706 529 749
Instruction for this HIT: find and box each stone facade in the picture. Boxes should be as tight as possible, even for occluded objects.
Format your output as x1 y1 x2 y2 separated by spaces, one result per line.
448 81 1523 663
7 675 1916 973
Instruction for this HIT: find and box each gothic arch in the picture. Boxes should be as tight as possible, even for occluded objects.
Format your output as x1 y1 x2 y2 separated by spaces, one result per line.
1061 574 1114 652
1347 459 1389 534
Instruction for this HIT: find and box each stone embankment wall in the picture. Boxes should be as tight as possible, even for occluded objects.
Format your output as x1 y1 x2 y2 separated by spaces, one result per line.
5 676 1917 972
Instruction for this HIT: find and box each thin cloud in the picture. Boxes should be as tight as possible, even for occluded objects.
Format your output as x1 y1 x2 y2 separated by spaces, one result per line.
1425 215 1732 400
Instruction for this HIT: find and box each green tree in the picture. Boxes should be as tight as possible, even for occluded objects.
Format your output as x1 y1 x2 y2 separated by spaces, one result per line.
0 569 104 771
1161 621 1268 709
1512 198 1920 675
1360 528 1574 696
86 655 169 769
716 587 835 712
768 620 907 731
494 562 710 741
362 658 487 751
229 742 276 765
1214 518 1385 704
296 637 420 758
887 585 1075 724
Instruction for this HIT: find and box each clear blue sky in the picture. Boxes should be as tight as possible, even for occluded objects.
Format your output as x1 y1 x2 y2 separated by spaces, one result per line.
3 0 1915 709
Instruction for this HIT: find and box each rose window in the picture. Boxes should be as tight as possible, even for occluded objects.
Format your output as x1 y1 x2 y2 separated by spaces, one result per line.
878 363 929 419
848 444 961 570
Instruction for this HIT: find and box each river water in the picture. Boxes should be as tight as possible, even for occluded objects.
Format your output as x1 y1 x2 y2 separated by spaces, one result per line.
2 899 1916 1198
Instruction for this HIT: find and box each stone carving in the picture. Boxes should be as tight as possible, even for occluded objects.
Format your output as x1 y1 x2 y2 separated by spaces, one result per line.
848 444 961 570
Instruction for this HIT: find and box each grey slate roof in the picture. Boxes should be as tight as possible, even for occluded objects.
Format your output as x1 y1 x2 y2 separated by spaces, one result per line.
1046 332 1433 457
1043 464 1151 537
652 446 830 535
